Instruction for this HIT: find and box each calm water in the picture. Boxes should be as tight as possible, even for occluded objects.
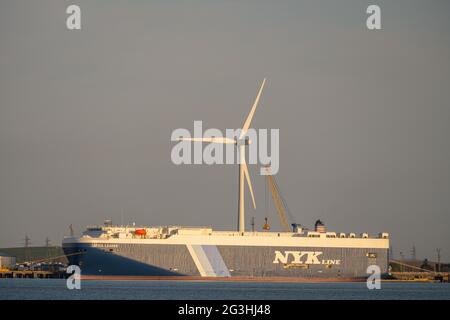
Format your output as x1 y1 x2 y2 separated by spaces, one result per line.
0 279 449 300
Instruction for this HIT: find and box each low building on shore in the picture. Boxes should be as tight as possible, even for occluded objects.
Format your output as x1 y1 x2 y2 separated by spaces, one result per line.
0 252 17 270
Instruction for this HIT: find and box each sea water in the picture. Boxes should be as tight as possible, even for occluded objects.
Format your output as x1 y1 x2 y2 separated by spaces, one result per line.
0 279 449 300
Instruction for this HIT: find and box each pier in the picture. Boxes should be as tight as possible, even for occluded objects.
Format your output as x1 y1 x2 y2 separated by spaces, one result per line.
1 270 449 282
390 272 449 282
0 270 66 279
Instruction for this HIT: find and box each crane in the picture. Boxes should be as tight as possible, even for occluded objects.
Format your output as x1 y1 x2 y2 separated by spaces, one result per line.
263 167 297 232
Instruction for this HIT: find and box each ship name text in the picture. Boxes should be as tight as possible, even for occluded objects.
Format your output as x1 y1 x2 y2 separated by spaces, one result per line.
273 250 341 265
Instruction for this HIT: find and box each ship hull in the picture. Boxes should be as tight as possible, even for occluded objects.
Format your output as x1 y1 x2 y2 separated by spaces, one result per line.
63 241 389 279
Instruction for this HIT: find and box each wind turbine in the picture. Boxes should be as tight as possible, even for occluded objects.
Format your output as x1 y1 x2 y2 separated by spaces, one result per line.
179 78 266 233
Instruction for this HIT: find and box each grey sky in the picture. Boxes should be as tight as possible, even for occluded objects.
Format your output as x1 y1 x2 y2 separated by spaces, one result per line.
1 0 449 260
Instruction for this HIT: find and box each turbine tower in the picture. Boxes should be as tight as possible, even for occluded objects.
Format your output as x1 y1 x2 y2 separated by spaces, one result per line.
179 78 266 233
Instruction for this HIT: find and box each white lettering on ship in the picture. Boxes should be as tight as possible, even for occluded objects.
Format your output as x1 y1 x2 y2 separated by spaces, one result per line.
273 251 341 265
90 243 119 248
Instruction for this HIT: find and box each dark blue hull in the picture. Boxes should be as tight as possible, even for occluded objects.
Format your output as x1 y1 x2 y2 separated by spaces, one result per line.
63 244 182 276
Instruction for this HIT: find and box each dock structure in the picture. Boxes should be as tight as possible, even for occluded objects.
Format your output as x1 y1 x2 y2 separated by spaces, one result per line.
390 272 449 282
0 269 448 282
0 270 66 279
389 259 449 282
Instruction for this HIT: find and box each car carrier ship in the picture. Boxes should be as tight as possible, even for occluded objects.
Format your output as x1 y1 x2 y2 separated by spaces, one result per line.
63 221 389 280
62 79 390 280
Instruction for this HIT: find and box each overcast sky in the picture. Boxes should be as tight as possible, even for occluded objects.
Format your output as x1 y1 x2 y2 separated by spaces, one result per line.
1 0 449 260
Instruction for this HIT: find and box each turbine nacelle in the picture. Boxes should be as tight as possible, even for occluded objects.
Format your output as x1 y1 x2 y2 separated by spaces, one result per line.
236 136 252 146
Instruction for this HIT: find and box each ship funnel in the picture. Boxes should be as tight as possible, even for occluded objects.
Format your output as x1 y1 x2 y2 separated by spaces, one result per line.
314 219 326 233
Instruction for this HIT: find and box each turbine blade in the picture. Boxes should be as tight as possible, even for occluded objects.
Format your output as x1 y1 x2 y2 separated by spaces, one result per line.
242 161 256 209
177 137 236 144
239 78 266 139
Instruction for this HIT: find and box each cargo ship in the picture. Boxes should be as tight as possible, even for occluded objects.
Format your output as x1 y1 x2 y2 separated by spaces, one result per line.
62 221 389 280
62 79 390 280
